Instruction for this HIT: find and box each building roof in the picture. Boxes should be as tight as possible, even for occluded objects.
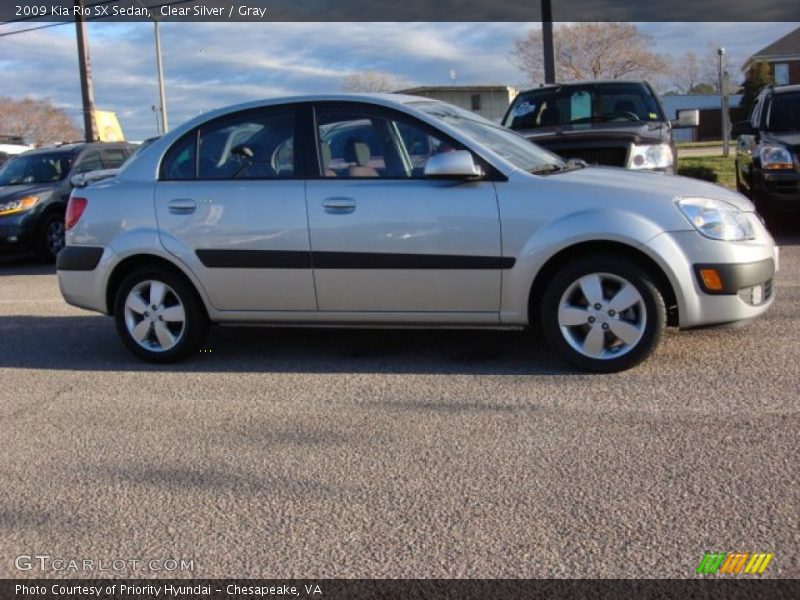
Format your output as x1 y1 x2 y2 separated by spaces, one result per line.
750 26 800 60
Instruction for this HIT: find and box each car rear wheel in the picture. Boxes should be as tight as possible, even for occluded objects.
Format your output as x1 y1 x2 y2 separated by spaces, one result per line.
114 266 209 363
35 212 65 262
541 256 666 372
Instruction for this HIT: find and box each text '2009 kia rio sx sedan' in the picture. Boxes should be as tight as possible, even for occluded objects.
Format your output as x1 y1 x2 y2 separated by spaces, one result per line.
57 94 778 372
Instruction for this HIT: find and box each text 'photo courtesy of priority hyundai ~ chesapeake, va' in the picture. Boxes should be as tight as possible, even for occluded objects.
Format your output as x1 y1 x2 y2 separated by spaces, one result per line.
1 1 799 599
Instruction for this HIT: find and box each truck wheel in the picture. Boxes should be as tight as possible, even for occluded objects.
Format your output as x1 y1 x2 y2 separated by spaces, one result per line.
114 266 209 363
541 256 666 373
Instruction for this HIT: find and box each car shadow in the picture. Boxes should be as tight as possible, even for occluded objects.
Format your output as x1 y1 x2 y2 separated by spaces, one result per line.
0 252 54 275
0 314 575 375
765 219 800 246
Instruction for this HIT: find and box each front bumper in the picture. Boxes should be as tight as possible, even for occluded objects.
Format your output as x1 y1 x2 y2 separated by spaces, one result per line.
753 170 800 212
644 228 777 329
0 211 38 250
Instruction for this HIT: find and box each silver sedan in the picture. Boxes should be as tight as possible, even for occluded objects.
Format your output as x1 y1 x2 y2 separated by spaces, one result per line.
57 94 777 371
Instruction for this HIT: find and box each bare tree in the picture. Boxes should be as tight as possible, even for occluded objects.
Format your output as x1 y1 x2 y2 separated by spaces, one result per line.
342 70 408 93
700 43 740 94
511 23 670 84
672 51 702 93
0 97 81 146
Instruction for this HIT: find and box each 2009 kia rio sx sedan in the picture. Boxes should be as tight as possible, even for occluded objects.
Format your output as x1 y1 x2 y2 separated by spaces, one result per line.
57 94 778 372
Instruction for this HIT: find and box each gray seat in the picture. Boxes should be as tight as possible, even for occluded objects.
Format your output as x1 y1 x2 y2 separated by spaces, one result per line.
320 141 336 177
344 139 378 177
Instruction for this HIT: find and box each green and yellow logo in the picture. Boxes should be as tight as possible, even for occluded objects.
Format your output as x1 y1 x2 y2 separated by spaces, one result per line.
696 552 773 575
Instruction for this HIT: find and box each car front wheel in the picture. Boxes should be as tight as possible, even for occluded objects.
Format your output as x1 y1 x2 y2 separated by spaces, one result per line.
114 267 209 363
541 256 666 372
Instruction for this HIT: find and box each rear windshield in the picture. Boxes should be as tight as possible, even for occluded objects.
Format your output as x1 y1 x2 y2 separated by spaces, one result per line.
766 92 800 132
504 82 665 130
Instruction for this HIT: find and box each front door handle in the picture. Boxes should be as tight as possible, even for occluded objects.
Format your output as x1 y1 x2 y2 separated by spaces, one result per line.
322 197 356 213
168 198 197 214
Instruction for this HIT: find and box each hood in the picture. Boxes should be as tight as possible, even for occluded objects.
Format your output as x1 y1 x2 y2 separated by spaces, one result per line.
762 131 800 151
545 166 755 212
518 123 668 146
0 183 57 200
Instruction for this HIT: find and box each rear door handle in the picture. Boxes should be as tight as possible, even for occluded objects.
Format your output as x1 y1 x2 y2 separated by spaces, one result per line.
322 197 356 213
168 198 196 214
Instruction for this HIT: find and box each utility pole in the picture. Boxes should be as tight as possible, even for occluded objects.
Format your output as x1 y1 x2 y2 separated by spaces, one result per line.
541 0 555 84
718 47 729 157
154 19 169 133
74 0 98 141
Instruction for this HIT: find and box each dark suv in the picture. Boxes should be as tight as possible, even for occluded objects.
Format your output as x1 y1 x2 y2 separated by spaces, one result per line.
503 80 695 173
735 84 800 216
0 141 134 261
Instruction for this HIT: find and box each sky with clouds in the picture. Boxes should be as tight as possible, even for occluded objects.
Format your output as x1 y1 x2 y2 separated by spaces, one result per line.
1 21 797 140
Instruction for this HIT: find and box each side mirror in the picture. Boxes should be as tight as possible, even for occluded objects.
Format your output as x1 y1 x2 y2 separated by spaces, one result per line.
732 120 756 137
672 109 699 128
70 173 87 188
424 150 484 179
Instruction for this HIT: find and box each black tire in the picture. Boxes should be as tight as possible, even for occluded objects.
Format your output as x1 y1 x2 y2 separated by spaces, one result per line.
113 266 209 363
34 211 65 262
540 255 666 373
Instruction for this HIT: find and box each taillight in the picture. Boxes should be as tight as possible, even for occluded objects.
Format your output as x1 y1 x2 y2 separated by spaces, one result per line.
65 197 88 230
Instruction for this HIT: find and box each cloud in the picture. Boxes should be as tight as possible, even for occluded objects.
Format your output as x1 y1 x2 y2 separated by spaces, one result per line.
2 21 797 140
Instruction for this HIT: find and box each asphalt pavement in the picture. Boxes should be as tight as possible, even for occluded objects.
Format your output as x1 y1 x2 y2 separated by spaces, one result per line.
0 227 798 579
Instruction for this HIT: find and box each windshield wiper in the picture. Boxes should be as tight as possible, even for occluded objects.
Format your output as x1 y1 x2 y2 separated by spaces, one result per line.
529 163 564 175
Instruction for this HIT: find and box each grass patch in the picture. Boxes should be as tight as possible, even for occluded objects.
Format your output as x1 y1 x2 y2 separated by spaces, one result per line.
676 140 723 148
677 155 736 189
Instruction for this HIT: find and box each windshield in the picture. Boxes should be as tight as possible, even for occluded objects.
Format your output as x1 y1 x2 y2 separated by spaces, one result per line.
766 92 800 132
414 101 564 172
504 82 664 130
0 152 73 185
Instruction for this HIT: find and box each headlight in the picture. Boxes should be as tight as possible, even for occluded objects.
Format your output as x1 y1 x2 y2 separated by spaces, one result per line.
759 145 794 170
0 195 39 216
676 197 755 241
628 143 673 170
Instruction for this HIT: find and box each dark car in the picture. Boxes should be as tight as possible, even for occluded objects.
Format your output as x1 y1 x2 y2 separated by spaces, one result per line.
735 84 800 216
0 141 135 261
502 80 697 173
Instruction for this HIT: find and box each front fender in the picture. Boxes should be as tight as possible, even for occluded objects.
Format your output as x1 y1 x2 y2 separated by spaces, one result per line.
500 208 675 324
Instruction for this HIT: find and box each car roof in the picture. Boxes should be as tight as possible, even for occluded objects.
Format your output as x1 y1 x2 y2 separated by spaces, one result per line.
519 80 649 93
771 84 800 94
17 141 134 156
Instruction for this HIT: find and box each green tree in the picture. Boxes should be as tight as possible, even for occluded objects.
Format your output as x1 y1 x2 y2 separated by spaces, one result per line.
739 62 774 118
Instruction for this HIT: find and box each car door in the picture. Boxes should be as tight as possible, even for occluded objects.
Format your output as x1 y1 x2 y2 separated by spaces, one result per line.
154 105 316 312
306 102 504 317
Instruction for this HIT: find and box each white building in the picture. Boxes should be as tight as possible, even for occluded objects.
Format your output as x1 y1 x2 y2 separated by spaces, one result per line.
397 85 518 122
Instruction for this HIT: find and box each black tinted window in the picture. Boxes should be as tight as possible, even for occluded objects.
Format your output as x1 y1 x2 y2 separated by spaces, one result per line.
161 133 197 180
74 151 104 173
767 92 800 132
316 107 455 179
505 82 663 130
198 110 295 180
101 148 128 168
0 152 73 185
